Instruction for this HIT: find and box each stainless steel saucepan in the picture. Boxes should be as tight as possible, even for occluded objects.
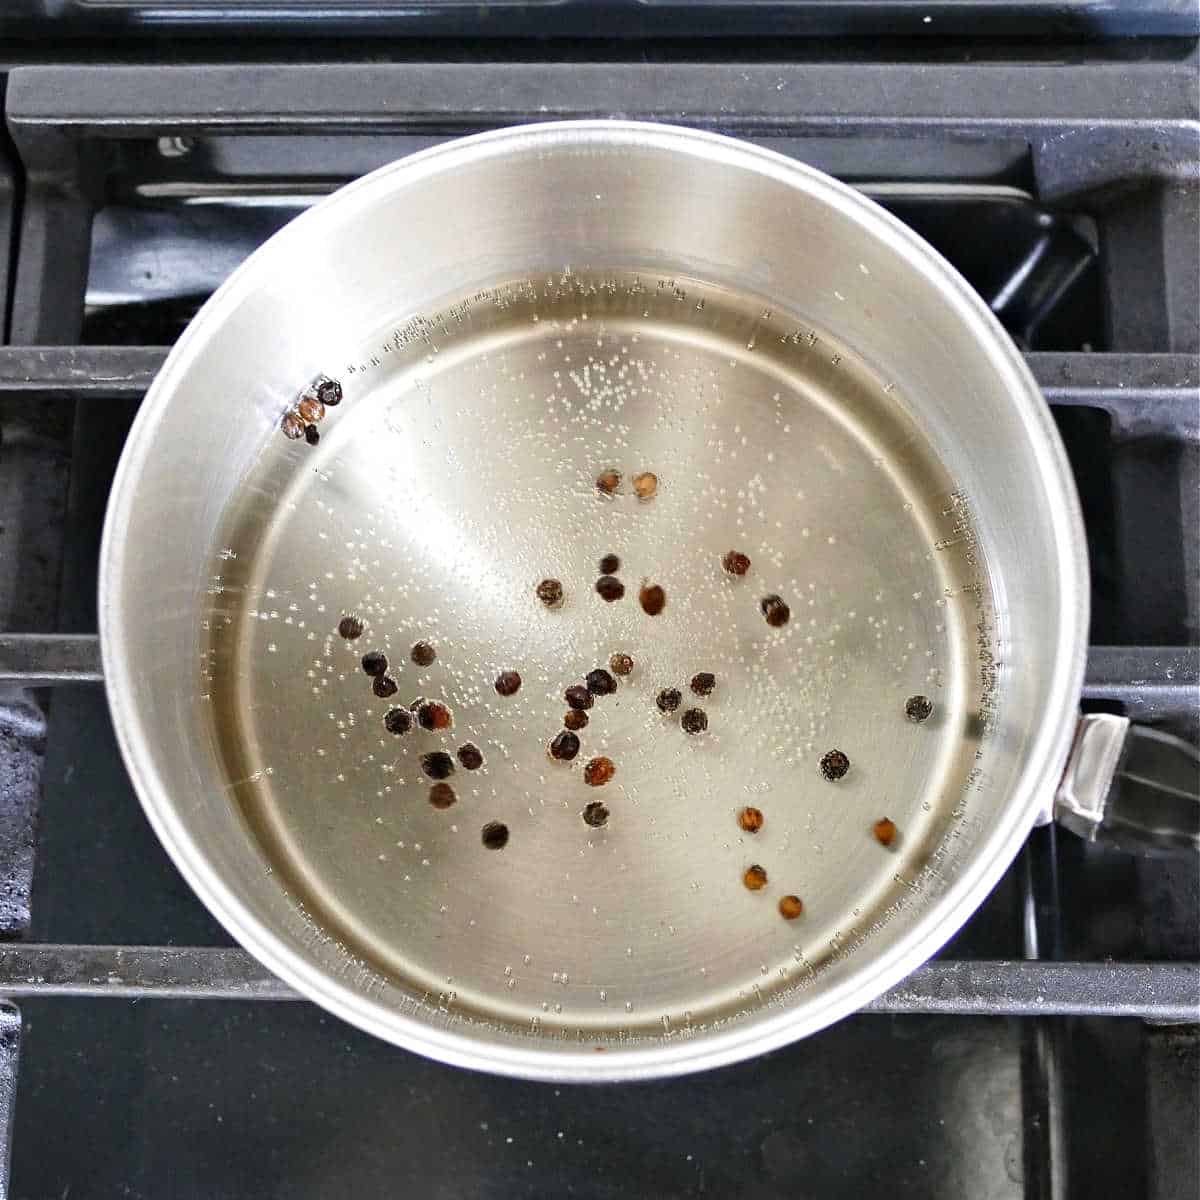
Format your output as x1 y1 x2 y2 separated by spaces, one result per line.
99 122 1198 1081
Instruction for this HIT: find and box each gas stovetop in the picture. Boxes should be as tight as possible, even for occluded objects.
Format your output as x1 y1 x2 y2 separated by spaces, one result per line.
0 35 1196 1200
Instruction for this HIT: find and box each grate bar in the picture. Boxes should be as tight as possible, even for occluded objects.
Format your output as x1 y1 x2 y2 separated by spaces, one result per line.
0 945 1195 1020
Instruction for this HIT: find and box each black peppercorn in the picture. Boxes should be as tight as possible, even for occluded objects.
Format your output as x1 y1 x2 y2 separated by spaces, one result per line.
383 707 413 736
372 675 398 699
761 594 790 627
457 743 484 771
582 801 609 828
722 550 751 576
819 749 850 781
656 688 682 714
411 641 436 667
565 684 594 711
316 378 343 406
361 651 388 677
586 668 617 696
337 615 364 640
536 578 564 608
690 672 716 697
905 695 934 723
304 424 320 445
548 731 581 762
595 576 625 602
421 751 455 780
481 821 509 850
681 708 708 735
598 553 620 575
564 709 589 731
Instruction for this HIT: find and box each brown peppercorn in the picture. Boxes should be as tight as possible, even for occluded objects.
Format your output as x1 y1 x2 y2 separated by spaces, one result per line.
337 615 364 640
481 821 509 850
494 671 522 697
595 575 625 602
583 756 615 787
681 708 708 735
565 684 594 711
383 707 413 736
722 550 751 576
632 471 658 500
428 783 457 810
564 709 589 731
656 688 682 714
905 695 934 723
457 743 484 770
639 583 666 616
416 700 452 731
420 751 455 780
743 864 768 891
761 594 790 627
361 650 388 677
586 668 617 696
536 578 564 608
548 731 581 762
372 675 398 699
411 641 437 667
737 806 764 833
315 378 342 406
609 653 634 677
778 895 804 920
304 424 320 446
297 394 325 424
598 553 620 575
280 411 305 440
819 749 850 781
596 469 621 495
582 801 609 828
690 672 716 697
873 817 898 847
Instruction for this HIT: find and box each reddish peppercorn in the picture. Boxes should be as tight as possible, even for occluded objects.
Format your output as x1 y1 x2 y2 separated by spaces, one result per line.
563 709 589 731
743 864 768 891
873 817 898 847
457 743 484 770
315 378 342 406
428 783 457 810
583 756 615 787
598 554 620 575
361 651 388 677
690 672 716 697
297 395 325 424
411 641 436 667
280 411 305 440
565 684 594 711
595 469 621 495
383 707 413 736
417 701 452 731
681 708 708 735
609 653 634 677
337 615 363 640
595 576 625 602
656 688 682 714
761 594 790 627
586 668 617 696
372 675 398 699
420 751 454 780
722 550 751 576
304 424 320 446
820 749 850 781
536 579 564 608
582 801 609 828
778 895 804 920
639 583 666 616
737 807 764 833
548 731 581 762
905 695 934 723
481 821 509 850
494 671 522 697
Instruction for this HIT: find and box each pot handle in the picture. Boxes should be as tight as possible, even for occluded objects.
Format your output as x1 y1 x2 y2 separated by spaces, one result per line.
1055 713 1200 853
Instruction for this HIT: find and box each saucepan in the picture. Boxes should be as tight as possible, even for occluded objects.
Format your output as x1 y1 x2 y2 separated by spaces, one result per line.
99 122 1198 1081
